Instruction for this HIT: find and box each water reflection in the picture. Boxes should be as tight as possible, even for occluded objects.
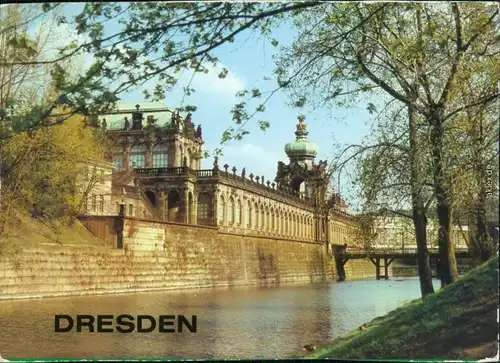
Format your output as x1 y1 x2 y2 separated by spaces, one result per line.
0 278 441 359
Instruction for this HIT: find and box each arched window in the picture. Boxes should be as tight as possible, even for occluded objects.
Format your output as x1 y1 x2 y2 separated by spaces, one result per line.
277 210 281 234
228 197 234 225
128 204 134 216
218 195 226 224
300 215 305 238
271 209 275 231
130 144 146 168
197 193 212 225
246 201 251 227
152 144 168 168
284 212 289 236
260 205 265 230
253 202 259 229
236 200 242 225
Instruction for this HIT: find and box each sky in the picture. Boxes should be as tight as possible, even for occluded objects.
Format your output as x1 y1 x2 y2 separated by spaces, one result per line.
28 3 377 210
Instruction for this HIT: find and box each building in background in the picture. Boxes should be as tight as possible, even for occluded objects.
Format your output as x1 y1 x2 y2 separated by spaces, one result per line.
370 210 469 250
82 102 357 248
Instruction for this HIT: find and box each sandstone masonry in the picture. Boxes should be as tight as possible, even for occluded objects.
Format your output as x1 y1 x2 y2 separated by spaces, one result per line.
0 218 380 300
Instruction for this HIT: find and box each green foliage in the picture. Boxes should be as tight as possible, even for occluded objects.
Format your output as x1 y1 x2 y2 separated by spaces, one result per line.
278 3 498 113
366 103 377 115
0 113 106 229
278 3 497 281
2 2 497 161
2 2 325 147
217 68 228 79
257 120 270 131
305 257 499 359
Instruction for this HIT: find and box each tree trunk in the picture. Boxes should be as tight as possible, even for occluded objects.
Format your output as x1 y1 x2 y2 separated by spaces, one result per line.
408 95 434 297
430 109 459 286
474 203 493 261
470 109 495 262
413 205 434 296
436 191 458 286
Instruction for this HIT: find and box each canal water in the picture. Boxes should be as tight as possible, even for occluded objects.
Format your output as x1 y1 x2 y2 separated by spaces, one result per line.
0 278 441 360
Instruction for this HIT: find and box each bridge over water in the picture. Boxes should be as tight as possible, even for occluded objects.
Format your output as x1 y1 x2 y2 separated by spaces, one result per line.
332 246 472 281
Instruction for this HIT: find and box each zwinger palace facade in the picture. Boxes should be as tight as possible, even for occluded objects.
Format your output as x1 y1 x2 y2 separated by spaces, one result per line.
85 102 358 251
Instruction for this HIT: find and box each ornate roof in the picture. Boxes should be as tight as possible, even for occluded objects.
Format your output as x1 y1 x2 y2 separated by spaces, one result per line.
99 101 175 130
284 115 319 158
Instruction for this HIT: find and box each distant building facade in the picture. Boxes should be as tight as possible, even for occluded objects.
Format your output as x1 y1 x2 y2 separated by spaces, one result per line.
371 211 469 250
80 160 114 216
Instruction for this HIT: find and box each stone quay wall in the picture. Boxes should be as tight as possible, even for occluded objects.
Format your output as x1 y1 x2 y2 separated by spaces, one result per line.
0 217 384 300
344 259 390 280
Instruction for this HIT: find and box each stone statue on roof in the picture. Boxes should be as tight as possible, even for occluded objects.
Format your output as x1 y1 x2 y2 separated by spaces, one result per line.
171 111 179 127
123 117 129 130
131 104 144 130
297 114 306 131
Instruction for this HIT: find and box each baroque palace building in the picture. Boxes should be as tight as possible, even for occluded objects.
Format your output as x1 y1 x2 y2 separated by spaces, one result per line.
86 102 358 251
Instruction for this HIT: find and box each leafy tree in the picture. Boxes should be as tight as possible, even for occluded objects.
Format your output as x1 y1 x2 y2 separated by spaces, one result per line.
0 111 106 233
449 93 499 262
334 99 436 296
0 2 323 141
0 4 79 133
275 2 499 287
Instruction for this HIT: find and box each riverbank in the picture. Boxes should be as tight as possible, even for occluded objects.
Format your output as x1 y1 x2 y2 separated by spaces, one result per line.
303 256 499 360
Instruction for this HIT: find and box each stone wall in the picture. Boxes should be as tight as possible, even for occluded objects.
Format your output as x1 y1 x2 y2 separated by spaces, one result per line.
344 259 390 280
0 217 339 300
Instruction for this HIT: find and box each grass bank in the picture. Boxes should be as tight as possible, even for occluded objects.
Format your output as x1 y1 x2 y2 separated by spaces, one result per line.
0 210 108 259
304 256 499 360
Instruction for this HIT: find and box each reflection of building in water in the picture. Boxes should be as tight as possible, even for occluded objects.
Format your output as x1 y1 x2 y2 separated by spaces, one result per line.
82 102 358 248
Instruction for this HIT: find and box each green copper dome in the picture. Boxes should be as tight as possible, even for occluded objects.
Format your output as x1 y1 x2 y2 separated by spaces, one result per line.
284 115 318 158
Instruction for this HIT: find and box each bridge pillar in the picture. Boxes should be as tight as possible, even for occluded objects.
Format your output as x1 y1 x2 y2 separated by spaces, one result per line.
369 257 394 280
383 258 394 280
334 256 348 281
370 258 381 280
